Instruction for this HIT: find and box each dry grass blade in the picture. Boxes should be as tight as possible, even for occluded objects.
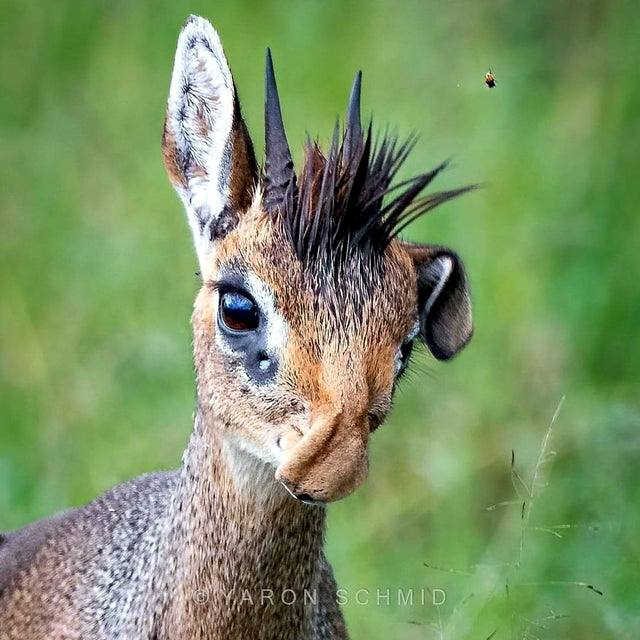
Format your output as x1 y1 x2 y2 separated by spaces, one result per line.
520 580 604 596
511 450 532 503
424 561 473 576
485 499 522 511
518 396 565 563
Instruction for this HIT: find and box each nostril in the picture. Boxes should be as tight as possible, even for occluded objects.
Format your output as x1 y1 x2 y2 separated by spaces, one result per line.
257 350 271 372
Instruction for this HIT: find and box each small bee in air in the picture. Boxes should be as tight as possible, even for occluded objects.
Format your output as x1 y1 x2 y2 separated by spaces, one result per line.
485 69 496 88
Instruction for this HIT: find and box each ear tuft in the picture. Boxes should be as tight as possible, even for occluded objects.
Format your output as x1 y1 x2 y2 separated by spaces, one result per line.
407 245 473 361
163 16 257 267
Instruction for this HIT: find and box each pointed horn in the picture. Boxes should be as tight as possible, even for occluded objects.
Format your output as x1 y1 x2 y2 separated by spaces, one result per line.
343 71 362 166
264 48 296 213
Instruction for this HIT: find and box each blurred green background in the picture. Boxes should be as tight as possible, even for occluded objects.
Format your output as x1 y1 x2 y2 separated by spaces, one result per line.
1 0 638 637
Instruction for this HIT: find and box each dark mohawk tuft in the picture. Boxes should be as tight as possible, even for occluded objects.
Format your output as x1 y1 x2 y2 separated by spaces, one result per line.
262 62 476 272
276 126 475 268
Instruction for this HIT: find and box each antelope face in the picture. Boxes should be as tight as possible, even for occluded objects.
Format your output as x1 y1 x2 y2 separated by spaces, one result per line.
164 16 473 503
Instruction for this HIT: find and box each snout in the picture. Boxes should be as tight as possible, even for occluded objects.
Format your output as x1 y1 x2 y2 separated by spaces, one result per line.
275 409 369 503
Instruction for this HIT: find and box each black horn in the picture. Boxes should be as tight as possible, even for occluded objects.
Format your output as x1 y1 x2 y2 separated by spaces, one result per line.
343 71 362 167
264 49 297 213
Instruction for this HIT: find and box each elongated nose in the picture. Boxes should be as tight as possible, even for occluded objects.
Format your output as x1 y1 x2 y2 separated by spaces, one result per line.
276 403 370 503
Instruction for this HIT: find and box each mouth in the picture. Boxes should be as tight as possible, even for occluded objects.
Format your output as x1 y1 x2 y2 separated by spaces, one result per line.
278 481 324 506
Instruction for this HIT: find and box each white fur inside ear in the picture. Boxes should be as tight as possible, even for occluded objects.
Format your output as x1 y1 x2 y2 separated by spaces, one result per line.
422 256 453 317
166 16 235 264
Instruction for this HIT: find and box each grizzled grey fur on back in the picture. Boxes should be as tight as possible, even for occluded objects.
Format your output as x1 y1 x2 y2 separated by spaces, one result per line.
0 473 177 638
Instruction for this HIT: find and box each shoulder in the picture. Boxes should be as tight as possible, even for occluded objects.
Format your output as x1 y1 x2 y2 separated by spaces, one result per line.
0 508 77 598
0 470 179 598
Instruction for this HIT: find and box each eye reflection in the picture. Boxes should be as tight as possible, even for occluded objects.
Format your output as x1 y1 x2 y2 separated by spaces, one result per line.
219 291 259 332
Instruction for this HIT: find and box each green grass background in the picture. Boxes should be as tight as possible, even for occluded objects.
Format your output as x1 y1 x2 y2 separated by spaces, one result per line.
1 1 638 637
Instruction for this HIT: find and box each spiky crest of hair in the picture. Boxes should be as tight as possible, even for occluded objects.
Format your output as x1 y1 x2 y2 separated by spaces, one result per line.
274 124 475 272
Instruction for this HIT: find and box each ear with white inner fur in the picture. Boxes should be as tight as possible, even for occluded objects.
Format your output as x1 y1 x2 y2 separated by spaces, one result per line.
162 15 258 268
405 243 473 361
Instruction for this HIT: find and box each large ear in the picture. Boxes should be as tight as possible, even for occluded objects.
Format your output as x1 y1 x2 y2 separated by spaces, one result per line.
162 16 258 267
404 243 473 361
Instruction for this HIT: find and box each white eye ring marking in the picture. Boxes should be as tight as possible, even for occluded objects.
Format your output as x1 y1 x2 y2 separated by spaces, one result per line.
213 271 288 384
407 320 420 342
245 272 287 356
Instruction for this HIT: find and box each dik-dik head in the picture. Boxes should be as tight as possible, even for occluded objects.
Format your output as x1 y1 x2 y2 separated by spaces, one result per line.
162 16 473 504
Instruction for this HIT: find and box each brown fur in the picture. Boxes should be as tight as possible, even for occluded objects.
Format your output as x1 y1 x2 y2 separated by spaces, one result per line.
228 99 259 212
196 204 417 502
0 16 474 639
161 123 187 189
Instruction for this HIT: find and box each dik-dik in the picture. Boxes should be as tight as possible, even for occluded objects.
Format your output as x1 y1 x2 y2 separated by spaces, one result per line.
0 16 474 640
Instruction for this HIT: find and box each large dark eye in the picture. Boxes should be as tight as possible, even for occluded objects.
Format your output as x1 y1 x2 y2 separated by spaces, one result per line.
397 339 414 377
219 291 259 332
400 339 414 363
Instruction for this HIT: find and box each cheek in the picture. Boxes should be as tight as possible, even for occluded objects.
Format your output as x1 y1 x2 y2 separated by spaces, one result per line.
192 288 217 371
368 344 398 389
215 331 280 386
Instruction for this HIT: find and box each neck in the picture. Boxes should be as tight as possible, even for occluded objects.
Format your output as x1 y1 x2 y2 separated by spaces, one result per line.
162 410 327 640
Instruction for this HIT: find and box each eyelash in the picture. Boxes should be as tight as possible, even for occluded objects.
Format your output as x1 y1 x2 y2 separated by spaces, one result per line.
400 339 414 362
